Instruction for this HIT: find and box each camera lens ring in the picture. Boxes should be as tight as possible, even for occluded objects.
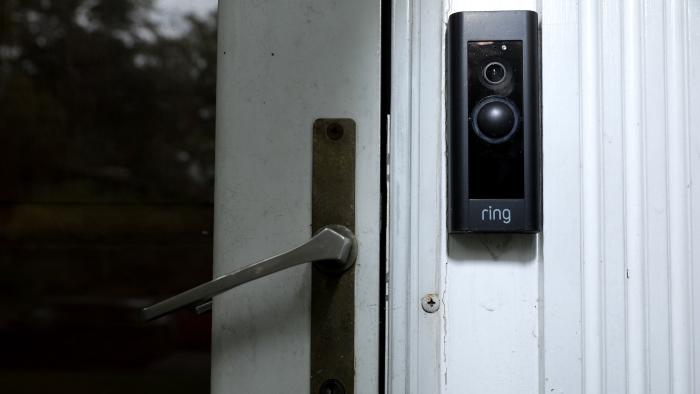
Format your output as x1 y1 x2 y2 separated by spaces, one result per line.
482 61 507 85
471 96 520 144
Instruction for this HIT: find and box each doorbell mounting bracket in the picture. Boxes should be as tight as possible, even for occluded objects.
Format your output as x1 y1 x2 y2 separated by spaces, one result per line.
447 11 541 233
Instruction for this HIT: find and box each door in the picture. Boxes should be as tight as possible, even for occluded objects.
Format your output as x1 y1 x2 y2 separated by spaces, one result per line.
169 0 382 393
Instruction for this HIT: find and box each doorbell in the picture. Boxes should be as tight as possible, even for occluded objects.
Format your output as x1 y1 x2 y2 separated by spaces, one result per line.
447 11 541 233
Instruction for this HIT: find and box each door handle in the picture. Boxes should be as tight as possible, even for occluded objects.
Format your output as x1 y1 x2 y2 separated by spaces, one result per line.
140 225 357 321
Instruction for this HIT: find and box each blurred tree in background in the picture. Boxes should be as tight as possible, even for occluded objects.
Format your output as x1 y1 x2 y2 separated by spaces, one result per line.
0 0 216 203
0 1 217 392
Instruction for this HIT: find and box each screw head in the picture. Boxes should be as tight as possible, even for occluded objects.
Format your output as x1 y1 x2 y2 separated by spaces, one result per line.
421 294 440 313
326 122 344 140
319 379 345 394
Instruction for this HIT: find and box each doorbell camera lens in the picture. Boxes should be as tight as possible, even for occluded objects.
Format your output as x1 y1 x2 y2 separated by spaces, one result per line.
472 97 519 143
483 61 507 84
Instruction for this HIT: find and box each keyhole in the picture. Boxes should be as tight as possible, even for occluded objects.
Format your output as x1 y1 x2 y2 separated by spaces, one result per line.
319 379 345 394
326 122 344 141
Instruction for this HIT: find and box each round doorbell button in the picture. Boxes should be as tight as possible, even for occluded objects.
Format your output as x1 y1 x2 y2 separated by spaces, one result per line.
471 96 520 144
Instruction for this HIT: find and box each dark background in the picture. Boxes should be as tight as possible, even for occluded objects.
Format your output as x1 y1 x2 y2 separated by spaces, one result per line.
0 0 216 392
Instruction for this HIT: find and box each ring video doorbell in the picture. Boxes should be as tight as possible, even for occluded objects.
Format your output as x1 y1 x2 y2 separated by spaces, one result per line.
447 11 541 233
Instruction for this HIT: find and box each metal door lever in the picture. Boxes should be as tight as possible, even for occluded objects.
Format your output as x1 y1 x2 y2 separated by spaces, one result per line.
140 225 357 321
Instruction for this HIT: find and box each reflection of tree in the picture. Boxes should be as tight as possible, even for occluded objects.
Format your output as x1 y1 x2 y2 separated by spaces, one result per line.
0 0 216 203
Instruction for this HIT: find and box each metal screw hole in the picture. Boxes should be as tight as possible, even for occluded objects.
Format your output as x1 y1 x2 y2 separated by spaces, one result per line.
319 379 345 394
326 123 344 141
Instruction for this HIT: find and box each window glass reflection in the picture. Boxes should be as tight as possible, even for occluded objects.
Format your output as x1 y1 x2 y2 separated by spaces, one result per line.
0 1 217 392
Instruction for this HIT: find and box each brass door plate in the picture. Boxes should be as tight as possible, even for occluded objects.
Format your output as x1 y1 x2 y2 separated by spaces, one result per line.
311 118 356 394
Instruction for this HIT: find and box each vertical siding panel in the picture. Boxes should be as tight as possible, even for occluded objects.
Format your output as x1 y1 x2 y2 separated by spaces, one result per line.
600 0 628 392
541 0 583 392
440 1 699 393
642 0 674 391
665 0 694 392
622 0 649 392
689 1 700 391
540 1 698 393
579 0 604 393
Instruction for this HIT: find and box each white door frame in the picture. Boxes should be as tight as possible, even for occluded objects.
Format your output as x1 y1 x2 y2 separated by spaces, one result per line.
387 0 700 393
386 0 445 392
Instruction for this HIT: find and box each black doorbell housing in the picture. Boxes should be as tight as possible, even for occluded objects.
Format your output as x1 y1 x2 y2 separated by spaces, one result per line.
447 11 541 233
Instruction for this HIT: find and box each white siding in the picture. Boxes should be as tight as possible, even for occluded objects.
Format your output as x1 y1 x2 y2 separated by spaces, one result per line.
391 0 700 393
544 0 699 392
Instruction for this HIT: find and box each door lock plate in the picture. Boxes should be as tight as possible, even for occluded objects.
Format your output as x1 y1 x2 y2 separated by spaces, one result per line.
311 118 356 394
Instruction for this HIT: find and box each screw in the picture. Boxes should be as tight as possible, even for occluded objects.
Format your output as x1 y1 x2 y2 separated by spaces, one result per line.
319 379 345 394
326 122 344 140
421 294 440 313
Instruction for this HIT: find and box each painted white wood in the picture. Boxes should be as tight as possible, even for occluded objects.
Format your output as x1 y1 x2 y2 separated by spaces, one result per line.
443 2 541 394
621 0 647 392
579 0 605 391
386 0 445 392
543 0 700 392
385 0 414 390
690 2 700 391
540 0 584 393
212 0 381 392
392 0 700 393
389 1 544 393
642 1 673 391
666 1 694 393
